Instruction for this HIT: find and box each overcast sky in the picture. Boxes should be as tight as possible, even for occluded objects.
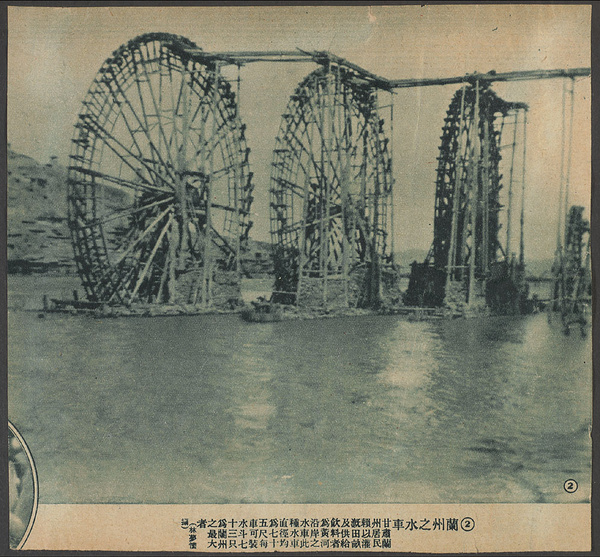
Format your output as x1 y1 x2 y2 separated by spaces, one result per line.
7 5 591 261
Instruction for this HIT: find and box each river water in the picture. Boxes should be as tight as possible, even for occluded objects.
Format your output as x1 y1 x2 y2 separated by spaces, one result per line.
8 276 591 504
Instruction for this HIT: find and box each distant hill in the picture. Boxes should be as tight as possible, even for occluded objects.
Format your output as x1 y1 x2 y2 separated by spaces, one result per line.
7 148 75 273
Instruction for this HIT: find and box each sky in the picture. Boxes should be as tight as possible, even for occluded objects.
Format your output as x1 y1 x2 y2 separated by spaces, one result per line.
7 5 591 261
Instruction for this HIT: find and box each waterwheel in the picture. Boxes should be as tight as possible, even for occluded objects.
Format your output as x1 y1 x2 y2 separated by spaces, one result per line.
68 33 253 307
270 66 394 308
431 82 526 278
405 81 528 309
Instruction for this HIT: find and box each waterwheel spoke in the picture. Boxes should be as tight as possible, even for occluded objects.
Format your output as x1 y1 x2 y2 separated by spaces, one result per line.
70 165 171 195
103 64 179 185
112 206 172 266
90 197 174 227
131 214 173 300
77 116 174 191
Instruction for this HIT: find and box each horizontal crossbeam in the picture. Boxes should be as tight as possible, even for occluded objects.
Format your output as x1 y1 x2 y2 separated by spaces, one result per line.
182 46 591 91
388 67 591 88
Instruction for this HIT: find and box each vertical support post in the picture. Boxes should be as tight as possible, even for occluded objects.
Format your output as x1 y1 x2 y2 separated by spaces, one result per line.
168 213 177 302
389 91 395 265
371 89 383 307
563 78 575 250
168 64 189 304
337 66 350 307
297 166 310 306
321 67 331 308
482 115 490 277
467 79 480 305
446 82 467 291
296 81 312 307
234 64 242 285
519 109 528 267
191 88 207 306
203 62 220 308
179 65 190 273
360 100 369 302
318 80 326 307
505 110 519 257
344 79 356 302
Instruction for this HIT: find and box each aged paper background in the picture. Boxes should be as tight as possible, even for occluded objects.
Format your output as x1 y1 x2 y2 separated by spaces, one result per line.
6 4 592 552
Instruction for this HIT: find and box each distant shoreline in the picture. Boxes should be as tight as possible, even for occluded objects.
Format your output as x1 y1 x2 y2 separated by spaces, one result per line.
6 267 555 283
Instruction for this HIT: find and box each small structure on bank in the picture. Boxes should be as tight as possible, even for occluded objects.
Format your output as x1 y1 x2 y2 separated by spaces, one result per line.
270 64 399 309
404 79 530 314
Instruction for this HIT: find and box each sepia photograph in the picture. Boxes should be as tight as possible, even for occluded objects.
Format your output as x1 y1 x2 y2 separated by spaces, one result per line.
5 3 592 552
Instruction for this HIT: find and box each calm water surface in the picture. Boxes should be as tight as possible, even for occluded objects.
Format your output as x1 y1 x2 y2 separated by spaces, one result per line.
8 278 591 504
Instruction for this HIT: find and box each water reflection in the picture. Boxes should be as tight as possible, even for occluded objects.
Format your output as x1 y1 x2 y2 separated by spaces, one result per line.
8 309 591 504
423 315 591 502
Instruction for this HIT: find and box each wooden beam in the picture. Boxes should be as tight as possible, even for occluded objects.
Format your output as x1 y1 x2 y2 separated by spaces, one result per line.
203 62 220 308
306 50 393 91
183 49 313 66
190 45 591 85
131 215 172 301
185 46 590 92
197 50 307 58
389 67 590 89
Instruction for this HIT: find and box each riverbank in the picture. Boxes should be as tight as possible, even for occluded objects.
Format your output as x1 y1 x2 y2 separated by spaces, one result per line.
9 273 550 321
7 274 273 312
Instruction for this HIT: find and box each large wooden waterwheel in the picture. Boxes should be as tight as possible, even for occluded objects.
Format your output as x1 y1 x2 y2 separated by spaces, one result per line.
270 66 395 308
405 81 528 310
68 33 253 306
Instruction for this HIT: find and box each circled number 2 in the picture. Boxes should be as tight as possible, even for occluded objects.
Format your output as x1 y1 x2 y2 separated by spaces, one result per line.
564 479 578 493
460 517 475 532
